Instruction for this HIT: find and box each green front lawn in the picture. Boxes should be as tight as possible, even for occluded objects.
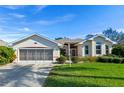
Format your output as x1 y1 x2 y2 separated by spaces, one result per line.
44 62 124 87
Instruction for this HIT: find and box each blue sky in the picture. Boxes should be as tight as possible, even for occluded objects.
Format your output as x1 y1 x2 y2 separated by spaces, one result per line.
0 5 124 42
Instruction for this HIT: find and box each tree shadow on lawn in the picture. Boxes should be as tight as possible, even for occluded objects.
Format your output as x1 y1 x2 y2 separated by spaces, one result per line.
53 66 99 72
50 72 124 81
44 77 104 87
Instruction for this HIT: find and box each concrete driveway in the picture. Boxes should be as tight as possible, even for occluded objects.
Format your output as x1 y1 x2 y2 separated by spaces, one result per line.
0 62 53 87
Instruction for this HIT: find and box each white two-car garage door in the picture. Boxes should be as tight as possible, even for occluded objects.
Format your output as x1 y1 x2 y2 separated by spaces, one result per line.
19 48 53 61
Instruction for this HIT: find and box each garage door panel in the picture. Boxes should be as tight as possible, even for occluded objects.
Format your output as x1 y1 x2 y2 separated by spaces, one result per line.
27 49 35 60
44 49 53 60
19 49 53 61
20 49 27 60
36 49 44 60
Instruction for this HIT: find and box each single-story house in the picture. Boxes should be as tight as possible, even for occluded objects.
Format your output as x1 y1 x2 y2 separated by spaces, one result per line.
11 34 115 63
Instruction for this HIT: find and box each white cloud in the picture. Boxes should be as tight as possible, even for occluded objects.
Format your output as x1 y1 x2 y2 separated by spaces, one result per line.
34 5 47 13
0 26 32 42
0 32 23 42
9 13 25 18
23 27 30 31
36 14 76 25
0 5 25 10
18 27 31 31
0 30 31 42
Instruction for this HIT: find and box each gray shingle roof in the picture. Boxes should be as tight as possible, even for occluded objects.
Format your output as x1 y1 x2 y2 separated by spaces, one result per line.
55 38 83 44
118 39 124 44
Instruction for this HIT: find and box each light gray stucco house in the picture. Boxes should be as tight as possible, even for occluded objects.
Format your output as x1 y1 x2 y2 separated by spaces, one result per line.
0 40 8 46
118 38 124 45
11 34 115 63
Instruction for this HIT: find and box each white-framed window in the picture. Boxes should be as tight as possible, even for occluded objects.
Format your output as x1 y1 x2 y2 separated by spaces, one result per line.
85 45 89 55
106 45 109 55
96 42 102 54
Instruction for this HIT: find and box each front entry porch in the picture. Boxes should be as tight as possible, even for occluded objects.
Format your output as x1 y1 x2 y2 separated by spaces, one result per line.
61 43 78 57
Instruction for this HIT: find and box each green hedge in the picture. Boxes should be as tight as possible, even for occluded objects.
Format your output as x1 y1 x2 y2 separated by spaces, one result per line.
71 56 80 63
112 45 124 57
71 56 124 64
0 46 16 65
56 55 67 64
80 56 97 62
71 56 97 63
97 56 123 63
103 54 119 57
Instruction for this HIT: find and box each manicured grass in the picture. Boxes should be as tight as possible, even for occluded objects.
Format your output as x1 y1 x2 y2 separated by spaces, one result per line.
44 62 124 87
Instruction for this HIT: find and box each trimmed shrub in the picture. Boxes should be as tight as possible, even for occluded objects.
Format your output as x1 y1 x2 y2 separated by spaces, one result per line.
71 56 80 63
103 54 119 57
81 57 89 62
76 56 97 62
121 59 124 63
113 58 123 63
97 57 111 63
97 56 123 63
56 55 67 64
112 45 124 57
87 56 97 62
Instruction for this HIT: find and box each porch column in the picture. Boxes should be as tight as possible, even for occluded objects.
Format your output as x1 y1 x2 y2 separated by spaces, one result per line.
68 43 72 67
109 45 112 54
102 43 106 55
68 43 71 61
91 40 95 56
68 43 71 57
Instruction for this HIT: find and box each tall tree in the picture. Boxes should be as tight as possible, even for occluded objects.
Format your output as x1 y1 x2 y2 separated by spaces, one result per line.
55 37 63 40
103 28 124 42
119 31 124 41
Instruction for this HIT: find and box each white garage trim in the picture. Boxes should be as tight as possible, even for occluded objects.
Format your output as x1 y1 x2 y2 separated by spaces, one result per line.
11 34 62 46
11 34 61 63
17 48 54 63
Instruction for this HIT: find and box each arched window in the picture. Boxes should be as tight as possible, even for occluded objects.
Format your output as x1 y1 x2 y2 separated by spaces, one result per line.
96 42 102 54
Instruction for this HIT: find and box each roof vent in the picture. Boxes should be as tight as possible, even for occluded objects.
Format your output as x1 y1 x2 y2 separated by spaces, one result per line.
34 42 37 44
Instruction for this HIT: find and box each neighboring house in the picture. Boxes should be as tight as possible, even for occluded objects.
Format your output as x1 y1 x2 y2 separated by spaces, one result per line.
0 40 8 46
10 34 115 63
56 34 115 57
11 34 61 63
118 38 124 44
